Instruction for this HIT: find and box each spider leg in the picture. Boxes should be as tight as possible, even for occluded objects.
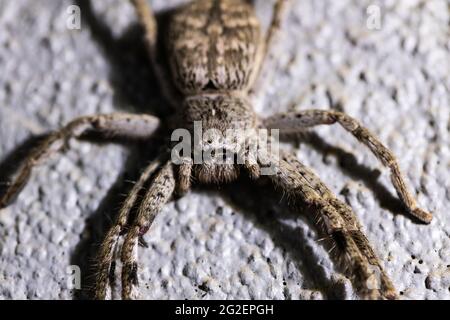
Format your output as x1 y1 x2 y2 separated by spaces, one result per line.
257 150 398 299
263 0 290 62
0 113 159 210
95 158 162 300
263 110 433 223
250 0 290 94
279 152 398 299
176 157 193 195
131 0 156 49
121 160 176 299
131 0 180 109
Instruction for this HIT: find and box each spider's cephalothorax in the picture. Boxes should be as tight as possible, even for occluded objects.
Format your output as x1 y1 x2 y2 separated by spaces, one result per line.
181 93 259 184
0 0 433 300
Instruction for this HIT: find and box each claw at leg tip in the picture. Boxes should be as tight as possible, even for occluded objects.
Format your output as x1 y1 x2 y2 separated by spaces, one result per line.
385 289 400 300
412 208 433 224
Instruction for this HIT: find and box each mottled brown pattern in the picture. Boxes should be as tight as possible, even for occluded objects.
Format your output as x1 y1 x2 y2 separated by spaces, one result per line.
168 0 262 93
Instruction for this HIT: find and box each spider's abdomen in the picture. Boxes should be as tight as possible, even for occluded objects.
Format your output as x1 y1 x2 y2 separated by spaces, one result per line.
168 0 262 94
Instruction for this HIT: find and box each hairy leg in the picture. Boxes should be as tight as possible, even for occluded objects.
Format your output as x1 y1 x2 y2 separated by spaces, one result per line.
0 113 159 209
258 150 397 299
279 152 398 299
176 157 193 195
121 160 176 299
95 158 162 299
131 0 157 49
130 0 180 109
263 110 432 223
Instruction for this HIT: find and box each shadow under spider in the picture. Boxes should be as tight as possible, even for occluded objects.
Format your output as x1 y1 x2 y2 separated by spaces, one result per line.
211 178 346 299
75 0 173 118
66 0 174 299
68 134 164 299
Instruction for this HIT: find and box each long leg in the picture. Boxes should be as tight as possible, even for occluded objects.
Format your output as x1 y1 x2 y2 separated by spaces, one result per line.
250 0 290 94
121 160 176 299
130 0 180 109
258 151 398 299
131 0 157 50
263 0 290 62
95 158 162 300
263 110 433 223
279 152 398 299
0 113 159 209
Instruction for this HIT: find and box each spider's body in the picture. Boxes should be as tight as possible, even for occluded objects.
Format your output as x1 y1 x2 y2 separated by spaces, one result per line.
169 0 262 184
0 0 433 300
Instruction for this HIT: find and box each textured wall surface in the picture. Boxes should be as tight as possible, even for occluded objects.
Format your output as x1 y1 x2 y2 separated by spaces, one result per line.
0 0 449 300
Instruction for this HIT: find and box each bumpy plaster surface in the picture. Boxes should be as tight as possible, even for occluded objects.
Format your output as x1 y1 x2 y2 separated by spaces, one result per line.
0 0 448 299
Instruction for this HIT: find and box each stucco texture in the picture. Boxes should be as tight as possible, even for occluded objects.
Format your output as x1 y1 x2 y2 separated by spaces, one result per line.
0 0 448 299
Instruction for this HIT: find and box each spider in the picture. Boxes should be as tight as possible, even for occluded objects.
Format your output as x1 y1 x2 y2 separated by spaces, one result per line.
0 0 432 300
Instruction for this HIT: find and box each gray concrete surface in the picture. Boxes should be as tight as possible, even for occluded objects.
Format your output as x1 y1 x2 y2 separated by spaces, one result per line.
0 0 449 300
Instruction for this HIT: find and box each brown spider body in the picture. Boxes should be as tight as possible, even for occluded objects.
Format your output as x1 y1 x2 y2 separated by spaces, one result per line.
0 0 433 300
179 94 258 184
168 0 262 94
168 0 262 184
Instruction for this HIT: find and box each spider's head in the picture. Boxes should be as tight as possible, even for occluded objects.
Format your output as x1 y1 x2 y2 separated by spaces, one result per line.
192 125 245 183
177 93 259 183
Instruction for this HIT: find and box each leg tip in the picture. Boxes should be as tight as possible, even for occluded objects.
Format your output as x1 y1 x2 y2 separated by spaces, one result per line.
412 207 433 224
0 200 9 210
362 289 399 300
384 289 400 300
0 190 19 209
245 163 261 180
